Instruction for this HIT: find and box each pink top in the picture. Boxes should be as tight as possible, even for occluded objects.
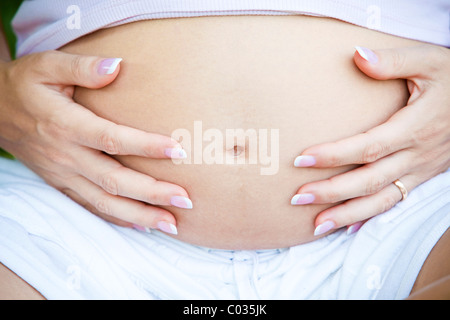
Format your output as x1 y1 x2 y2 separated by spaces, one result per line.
13 0 450 57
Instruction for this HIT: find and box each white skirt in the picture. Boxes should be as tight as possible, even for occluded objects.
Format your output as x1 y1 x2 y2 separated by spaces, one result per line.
0 157 448 299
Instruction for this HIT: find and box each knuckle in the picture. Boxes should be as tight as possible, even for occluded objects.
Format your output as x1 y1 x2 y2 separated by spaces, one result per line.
144 181 166 205
97 129 120 154
322 187 342 203
326 142 345 167
380 193 398 213
326 154 342 167
321 177 343 203
45 149 72 167
94 195 112 216
362 141 387 163
365 174 389 195
70 55 84 80
99 172 119 195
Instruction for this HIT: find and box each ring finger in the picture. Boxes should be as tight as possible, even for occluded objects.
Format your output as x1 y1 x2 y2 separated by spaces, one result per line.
292 150 413 205
315 174 417 229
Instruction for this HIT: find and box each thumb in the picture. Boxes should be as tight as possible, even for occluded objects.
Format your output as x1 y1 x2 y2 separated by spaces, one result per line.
353 45 438 81
30 50 122 89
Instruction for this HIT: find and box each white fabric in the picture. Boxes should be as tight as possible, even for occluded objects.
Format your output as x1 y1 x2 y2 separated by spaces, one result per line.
12 0 450 58
0 157 448 299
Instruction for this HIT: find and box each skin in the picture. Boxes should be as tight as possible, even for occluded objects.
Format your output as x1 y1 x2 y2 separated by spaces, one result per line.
0 15 450 298
0 263 45 300
61 16 417 249
0 22 191 233
296 45 450 235
1 15 449 241
409 229 450 299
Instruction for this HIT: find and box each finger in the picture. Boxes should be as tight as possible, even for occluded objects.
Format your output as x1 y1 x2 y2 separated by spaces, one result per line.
29 50 122 89
59 104 186 158
74 148 192 208
293 150 412 205
70 175 178 234
346 220 366 236
61 187 132 228
353 45 446 81
294 111 412 168
312 175 418 236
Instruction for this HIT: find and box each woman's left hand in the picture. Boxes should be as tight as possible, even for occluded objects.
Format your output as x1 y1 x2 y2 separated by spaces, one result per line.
291 44 450 236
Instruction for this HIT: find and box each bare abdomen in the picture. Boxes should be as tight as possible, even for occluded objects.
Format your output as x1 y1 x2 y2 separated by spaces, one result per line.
62 15 417 249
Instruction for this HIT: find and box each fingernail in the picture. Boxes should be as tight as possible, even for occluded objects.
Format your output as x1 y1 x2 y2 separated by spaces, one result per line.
346 221 363 235
294 155 316 167
314 220 336 236
157 221 178 235
133 224 151 233
355 46 378 64
291 193 315 205
170 196 193 209
164 148 187 159
98 58 123 75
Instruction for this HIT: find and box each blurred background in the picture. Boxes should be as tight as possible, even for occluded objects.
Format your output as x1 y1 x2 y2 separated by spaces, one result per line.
0 0 24 158
0 0 23 58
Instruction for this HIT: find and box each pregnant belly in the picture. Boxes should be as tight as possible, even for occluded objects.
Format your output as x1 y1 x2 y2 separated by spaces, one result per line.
62 15 417 249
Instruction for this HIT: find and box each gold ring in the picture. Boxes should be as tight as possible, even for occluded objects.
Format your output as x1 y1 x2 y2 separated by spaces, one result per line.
393 179 408 201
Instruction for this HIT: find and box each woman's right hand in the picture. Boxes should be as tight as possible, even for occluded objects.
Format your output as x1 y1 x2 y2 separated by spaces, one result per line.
0 50 192 234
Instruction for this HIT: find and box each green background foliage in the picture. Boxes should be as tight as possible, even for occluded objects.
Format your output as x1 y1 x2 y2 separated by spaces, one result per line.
0 0 23 58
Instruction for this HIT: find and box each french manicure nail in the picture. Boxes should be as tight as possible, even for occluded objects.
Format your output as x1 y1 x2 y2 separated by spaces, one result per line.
157 221 178 235
133 224 151 233
346 221 363 235
165 148 187 159
314 220 336 236
170 196 193 209
294 155 316 167
355 46 378 64
291 193 315 205
97 58 123 75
